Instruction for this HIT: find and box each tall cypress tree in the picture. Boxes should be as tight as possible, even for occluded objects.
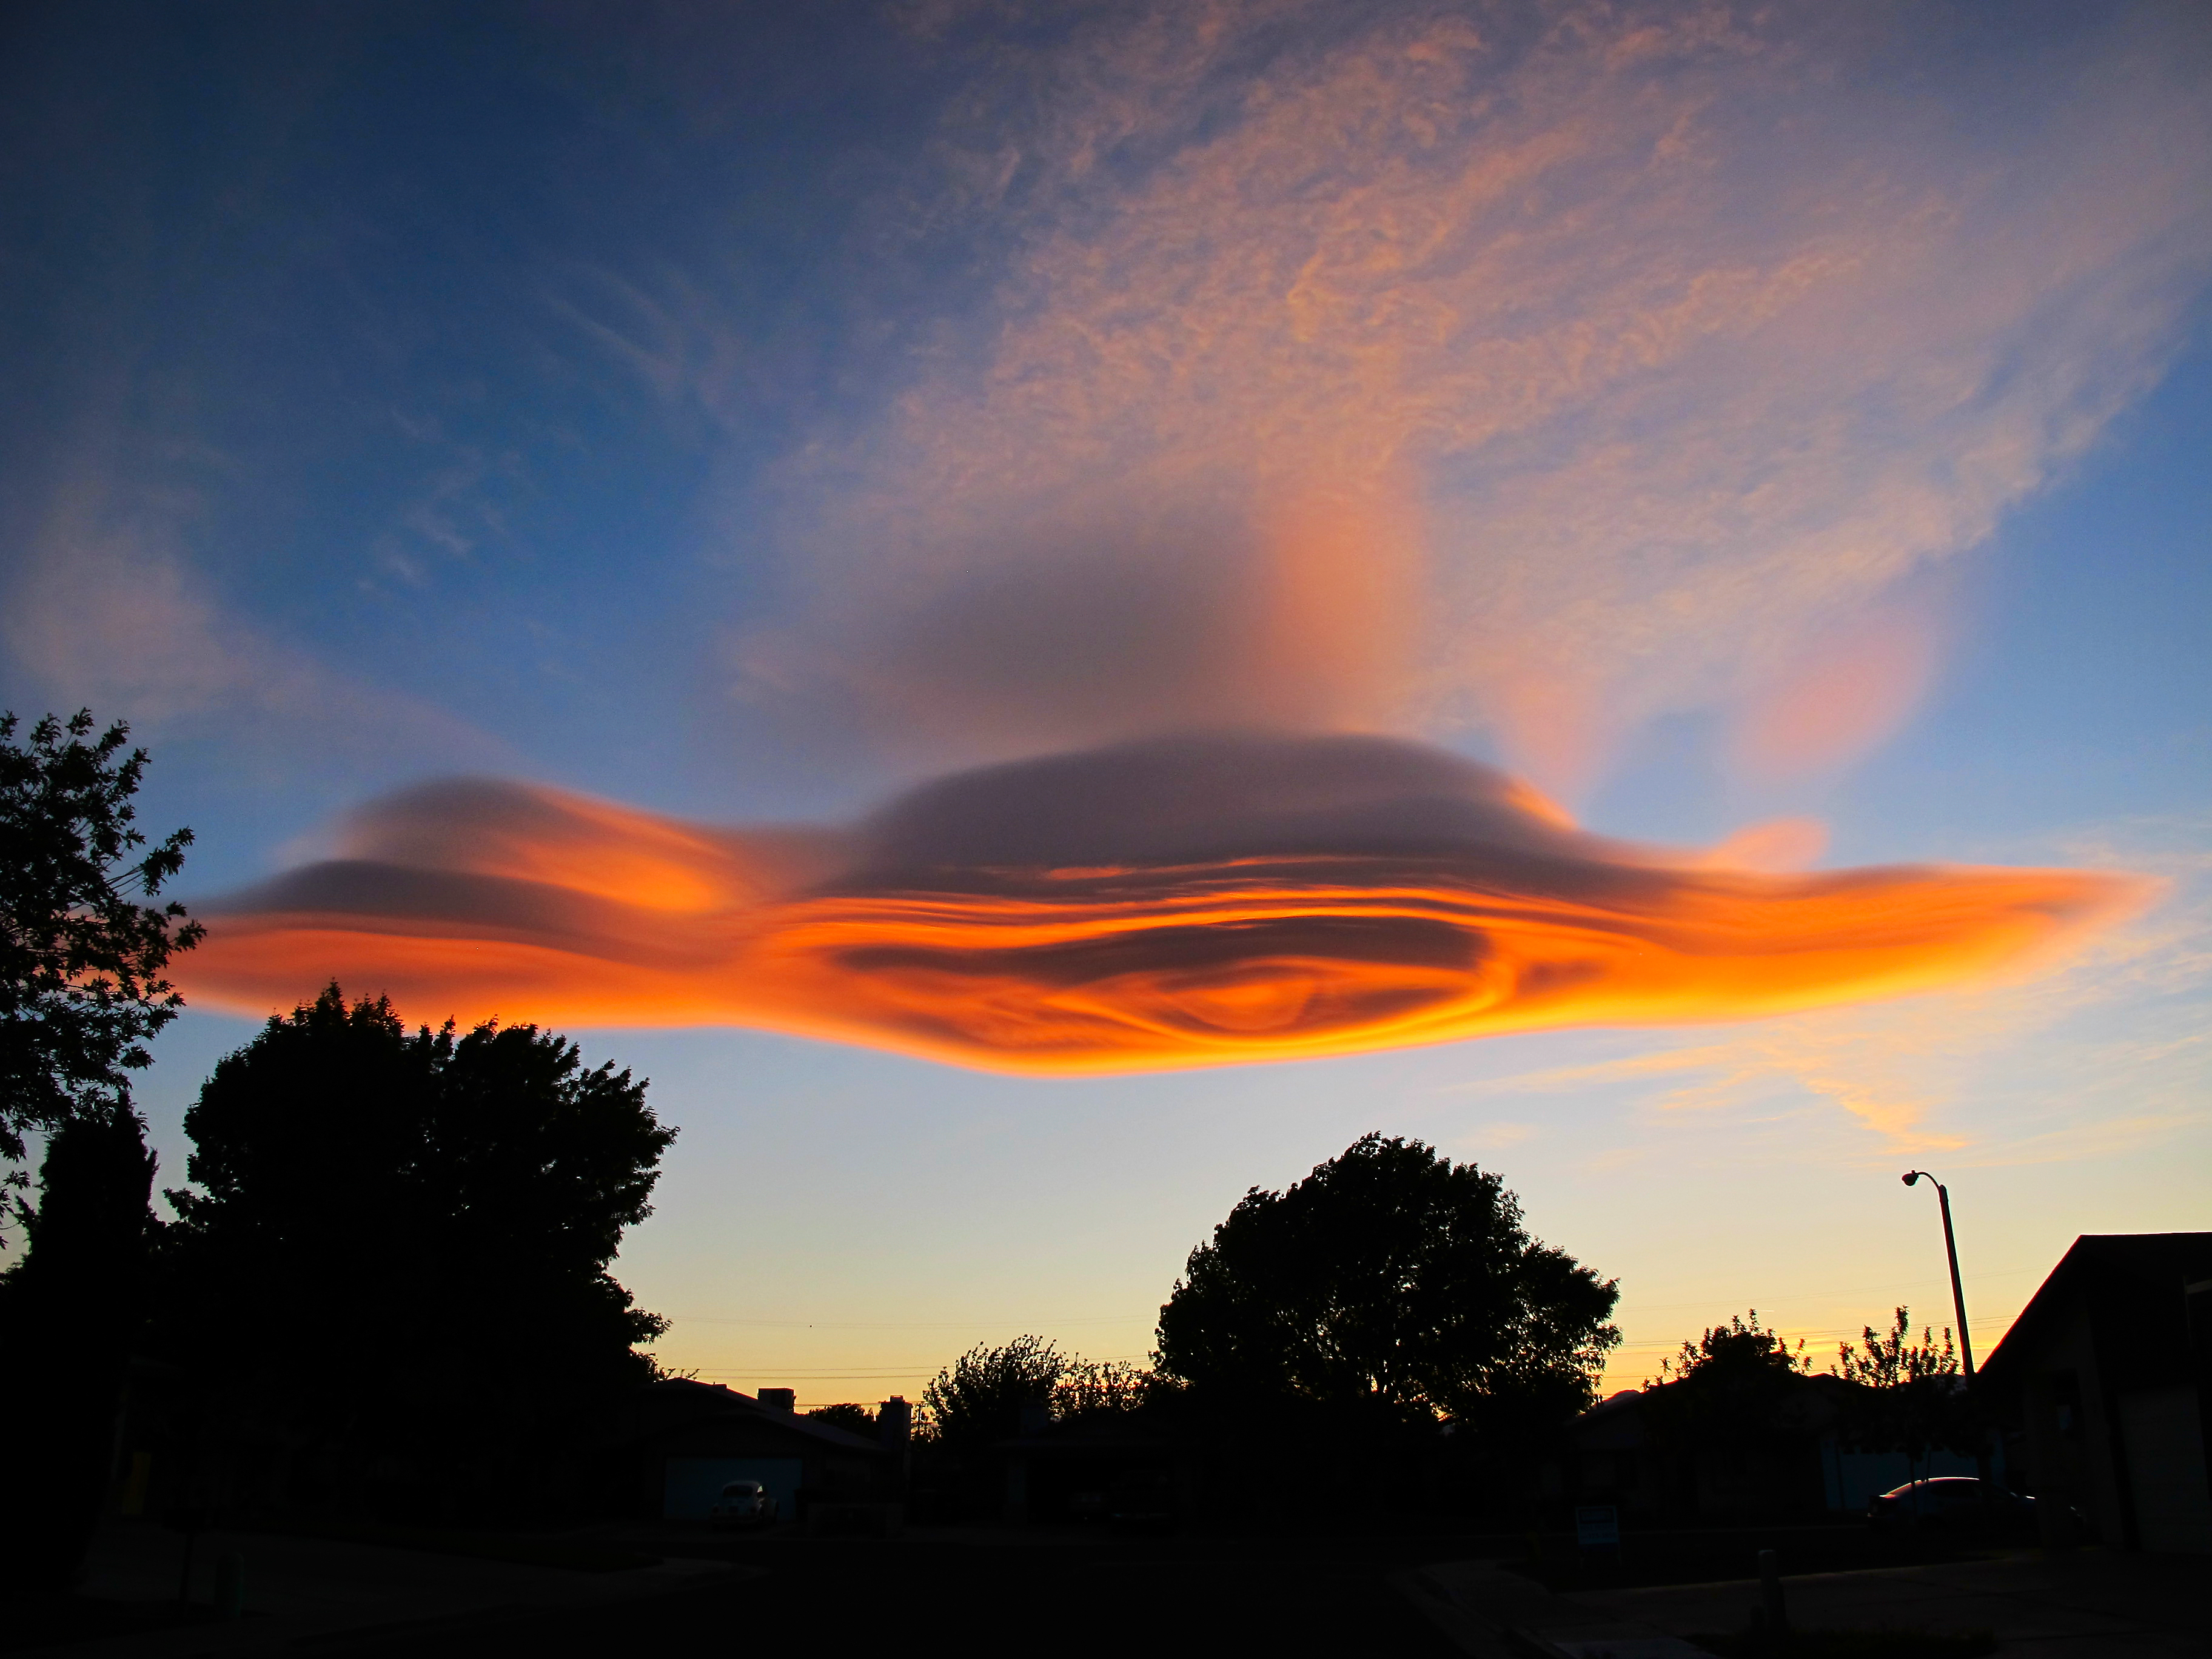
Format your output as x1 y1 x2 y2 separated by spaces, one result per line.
0 1103 161 1589
0 708 195 1592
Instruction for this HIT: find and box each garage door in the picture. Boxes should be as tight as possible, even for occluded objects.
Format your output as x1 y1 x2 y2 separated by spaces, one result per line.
2119 1387 2212 1554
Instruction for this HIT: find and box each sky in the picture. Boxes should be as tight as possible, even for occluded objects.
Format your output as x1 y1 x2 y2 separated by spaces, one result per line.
4 0 2208 1401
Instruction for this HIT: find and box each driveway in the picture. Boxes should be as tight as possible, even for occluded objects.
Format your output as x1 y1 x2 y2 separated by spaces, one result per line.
1582 1550 2210 1658
1406 1549 2211 1659
14 1520 734 1659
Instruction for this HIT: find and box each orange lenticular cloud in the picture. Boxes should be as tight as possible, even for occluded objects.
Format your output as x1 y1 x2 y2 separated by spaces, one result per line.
179 735 2149 1074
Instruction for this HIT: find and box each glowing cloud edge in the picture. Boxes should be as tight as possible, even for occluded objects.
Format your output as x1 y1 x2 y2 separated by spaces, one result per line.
175 737 2156 1075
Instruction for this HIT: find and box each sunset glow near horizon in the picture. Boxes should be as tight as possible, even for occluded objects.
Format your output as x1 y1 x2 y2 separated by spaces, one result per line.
4 2 2208 1399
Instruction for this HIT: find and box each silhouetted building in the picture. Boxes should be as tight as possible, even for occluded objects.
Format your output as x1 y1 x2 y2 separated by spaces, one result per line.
1979 1232 2212 1553
1552 1375 1986 1521
993 1412 1189 1527
614 1379 897 1523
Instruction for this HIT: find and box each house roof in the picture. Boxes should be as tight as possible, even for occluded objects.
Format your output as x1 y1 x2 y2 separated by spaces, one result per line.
1567 1370 1863 1448
625 1378 890 1456
1979 1232 2212 1389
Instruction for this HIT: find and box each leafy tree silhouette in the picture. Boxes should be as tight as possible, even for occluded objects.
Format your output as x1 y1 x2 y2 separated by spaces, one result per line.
1155 1133 1620 1431
1 708 196 1590
805 1403 877 1436
1835 1305 1959 1390
919 1342 1153 1447
1 709 200 1177
1834 1306 1982 1483
1056 1356 1150 1420
1640 1310 1817 1504
159 985 675 1516
922 1334 1070 1450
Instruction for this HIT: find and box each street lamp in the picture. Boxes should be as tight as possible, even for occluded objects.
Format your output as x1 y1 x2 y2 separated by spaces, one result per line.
1902 1170 1974 1377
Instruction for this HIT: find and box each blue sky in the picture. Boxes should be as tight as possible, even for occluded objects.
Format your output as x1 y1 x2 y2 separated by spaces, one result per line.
4 1 2207 1399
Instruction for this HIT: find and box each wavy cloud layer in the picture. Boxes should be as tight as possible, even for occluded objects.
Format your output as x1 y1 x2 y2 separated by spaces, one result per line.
179 734 2145 1072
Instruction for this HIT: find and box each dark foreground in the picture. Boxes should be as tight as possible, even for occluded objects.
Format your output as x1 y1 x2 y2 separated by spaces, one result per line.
33 1520 2202 1658
367 1527 1464 1658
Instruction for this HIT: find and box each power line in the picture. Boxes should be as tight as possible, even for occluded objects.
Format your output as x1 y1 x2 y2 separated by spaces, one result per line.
660 1265 2045 1334
664 1313 1149 1329
665 1287 2034 1390
687 1353 1151 1381
1615 1265 2041 1315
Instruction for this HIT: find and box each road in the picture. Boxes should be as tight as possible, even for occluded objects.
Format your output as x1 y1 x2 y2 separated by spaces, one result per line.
357 1527 1466 1658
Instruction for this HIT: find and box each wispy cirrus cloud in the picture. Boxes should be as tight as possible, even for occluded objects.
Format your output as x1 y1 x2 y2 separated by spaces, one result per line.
1 466 504 773
733 0 2212 792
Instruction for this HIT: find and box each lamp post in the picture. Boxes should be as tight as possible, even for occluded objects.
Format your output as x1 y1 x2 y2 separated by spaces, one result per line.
1902 1170 1974 1377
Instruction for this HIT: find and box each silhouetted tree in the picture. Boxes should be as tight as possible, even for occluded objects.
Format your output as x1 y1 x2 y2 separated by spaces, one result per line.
1834 1305 1957 1391
1640 1310 1816 1498
922 1334 1069 1450
1155 1134 1619 1433
0 708 195 1589
1056 1356 1150 1421
159 986 675 1514
806 1403 876 1436
0 1102 160 1588
1663 1310 1809 1377
1834 1307 1981 1475
1 709 200 1177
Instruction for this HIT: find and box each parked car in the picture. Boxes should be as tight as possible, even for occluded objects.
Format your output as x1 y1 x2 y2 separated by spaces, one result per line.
1868 1476 2033 1535
709 1479 779 1529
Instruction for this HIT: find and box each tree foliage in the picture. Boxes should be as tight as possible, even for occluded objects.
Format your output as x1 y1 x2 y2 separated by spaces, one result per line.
1658 1310 1812 1386
1834 1306 1980 1463
1835 1305 1959 1390
0 1102 161 1584
0 710 201 1168
2 1101 159 1331
917 1337 1150 1450
1643 1310 1814 1454
1154 1133 1619 1429
1056 1356 1151 1420
922 1334 1070 1449
161 985 675 1473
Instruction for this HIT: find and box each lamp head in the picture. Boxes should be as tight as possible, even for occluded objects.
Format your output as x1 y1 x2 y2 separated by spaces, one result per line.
1902 1170 1922 1187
